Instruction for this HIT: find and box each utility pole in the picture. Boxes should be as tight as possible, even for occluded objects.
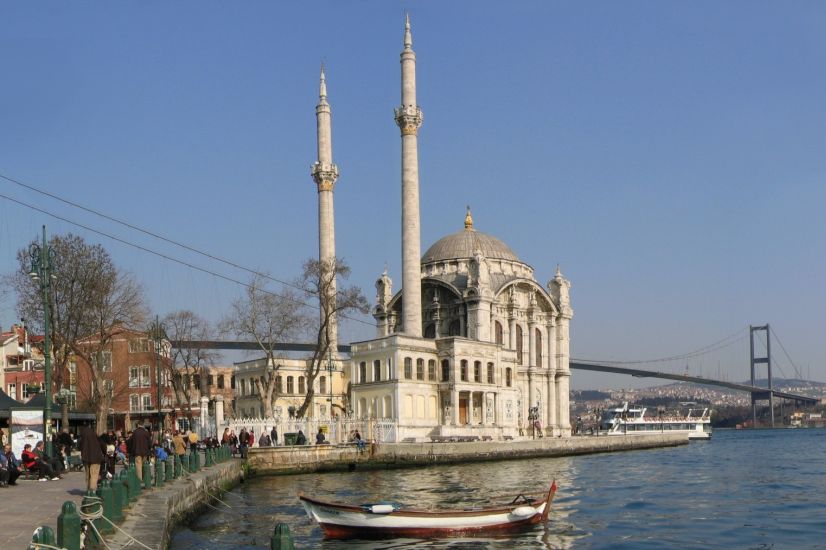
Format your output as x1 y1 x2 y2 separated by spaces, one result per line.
150 316 166 436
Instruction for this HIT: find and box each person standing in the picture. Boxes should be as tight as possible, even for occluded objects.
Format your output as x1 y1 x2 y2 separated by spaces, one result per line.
79 425 104 491
131 424 151 477
270 426 278 447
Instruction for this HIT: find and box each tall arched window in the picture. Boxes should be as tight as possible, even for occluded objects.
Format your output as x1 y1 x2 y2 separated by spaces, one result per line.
516 325 524 365
319 376 327 394
404 357 413 379
441 359 450 382
535 328 543 368
287 376 294 394
373 360 381 382
473 361 481 382
449 320 461 336
298 376 305 394
460 360 468 381
424 324 436 338
495 321 504 345
505 368 512 387
487 362 494 384
427 359 436 380
276 376 283 394
416 358 425 380
359 362 367 383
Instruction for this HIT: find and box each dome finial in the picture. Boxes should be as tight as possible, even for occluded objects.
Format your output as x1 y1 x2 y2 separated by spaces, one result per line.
464 205 474 231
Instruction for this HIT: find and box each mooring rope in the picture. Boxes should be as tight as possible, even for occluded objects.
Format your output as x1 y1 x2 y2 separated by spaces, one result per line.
78 496 154 550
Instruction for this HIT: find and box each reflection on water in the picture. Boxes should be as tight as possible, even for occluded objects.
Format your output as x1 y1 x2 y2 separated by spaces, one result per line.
171 430 826 549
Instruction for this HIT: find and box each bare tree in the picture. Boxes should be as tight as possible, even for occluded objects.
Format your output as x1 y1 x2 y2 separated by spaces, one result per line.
221 273 307 418
294 257 368 418
162 310 218 425
9 233 146 427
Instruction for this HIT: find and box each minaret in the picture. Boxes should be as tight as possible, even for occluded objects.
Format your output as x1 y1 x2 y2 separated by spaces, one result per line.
394 14 424 337
311 65 339 353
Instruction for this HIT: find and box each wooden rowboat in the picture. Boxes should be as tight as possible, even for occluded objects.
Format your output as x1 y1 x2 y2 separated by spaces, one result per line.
298 481 557 539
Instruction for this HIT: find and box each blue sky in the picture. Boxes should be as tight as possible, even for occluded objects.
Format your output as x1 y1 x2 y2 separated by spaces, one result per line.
1 2 824 389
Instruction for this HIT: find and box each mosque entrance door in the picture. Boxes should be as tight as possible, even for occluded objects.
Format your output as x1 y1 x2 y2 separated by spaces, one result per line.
459 394 469 425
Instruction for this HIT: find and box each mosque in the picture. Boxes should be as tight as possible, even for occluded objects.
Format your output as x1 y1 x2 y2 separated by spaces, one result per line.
310 17 575 441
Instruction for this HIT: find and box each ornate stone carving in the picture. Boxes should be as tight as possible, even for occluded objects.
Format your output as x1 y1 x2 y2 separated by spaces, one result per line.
311 161 339 192
394 105 423 135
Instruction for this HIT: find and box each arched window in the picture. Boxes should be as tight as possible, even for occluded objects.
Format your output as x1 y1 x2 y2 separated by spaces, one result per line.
404 357 413 379
460 360 468 381
495 321 504 345
487 362 494 384
516 325 524 365
416 358 424 380
319 376 327 395
276 376 283 394
359 362 367 383
373 360 381 382
473 361 481 382
441 359 450 382
287 376 294 394
535 328 543 368
505 368 512 387
449 319 461 336
239 379 246 396
424 324 436 338
427 359 436 380
298 376 305 394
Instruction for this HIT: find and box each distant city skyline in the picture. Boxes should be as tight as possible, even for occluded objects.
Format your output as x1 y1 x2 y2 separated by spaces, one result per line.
1 2 824 389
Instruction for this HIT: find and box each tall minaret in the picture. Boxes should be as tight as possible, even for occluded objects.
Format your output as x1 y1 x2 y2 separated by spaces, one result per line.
394 14 424 337
311 65 339 353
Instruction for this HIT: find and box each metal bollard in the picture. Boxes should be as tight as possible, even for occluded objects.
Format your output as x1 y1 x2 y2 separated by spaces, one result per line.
271 523 296 550
192 450 200 472
110 474 124 523
96 481 115 534
28 525 56 550
82 490 103 545
166 456 174 481
155 457 165 487
128 465 139 501
205 448 214 467
174 454 182 478
142 459 153 490
181 453 189 474
119 470 130 509
57 501 82 550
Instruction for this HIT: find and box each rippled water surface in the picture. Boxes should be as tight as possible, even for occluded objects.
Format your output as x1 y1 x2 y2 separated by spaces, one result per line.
171 429 826 549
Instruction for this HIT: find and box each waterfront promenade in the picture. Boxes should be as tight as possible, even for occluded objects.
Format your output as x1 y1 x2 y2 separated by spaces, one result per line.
0 470 88 549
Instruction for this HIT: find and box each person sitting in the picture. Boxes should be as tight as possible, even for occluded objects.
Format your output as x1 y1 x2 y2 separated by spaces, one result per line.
34 441 64 477
3 444 21 485
22 443 58 480
258 433 270 447
353 430 366 452
295 430 307 445
154 443 168 462
0 451 11 486
315 428 326 445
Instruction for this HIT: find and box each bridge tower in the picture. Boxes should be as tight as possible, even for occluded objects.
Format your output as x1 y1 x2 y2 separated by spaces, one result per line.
749 324 773 428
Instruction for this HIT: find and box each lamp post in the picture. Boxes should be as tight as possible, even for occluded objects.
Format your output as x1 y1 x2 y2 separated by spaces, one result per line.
149 316 166 436
29 225 55 457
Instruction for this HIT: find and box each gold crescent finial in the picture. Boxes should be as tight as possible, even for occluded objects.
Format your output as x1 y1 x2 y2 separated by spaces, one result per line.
464 206 474 230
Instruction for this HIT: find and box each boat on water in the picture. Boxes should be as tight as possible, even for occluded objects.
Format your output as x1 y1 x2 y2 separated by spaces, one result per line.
299 481 557 539
601 402 712 440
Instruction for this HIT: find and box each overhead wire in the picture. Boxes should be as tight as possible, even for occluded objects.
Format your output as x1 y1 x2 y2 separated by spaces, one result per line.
0 191 375 328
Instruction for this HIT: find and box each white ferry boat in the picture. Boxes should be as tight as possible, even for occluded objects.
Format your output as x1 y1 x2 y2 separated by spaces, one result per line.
601 403 712 440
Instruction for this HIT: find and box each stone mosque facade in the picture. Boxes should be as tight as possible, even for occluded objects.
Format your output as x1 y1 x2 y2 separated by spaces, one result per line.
341 18 574 440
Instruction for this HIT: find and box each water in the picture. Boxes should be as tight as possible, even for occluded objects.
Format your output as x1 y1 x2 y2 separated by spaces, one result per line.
171 429 826 549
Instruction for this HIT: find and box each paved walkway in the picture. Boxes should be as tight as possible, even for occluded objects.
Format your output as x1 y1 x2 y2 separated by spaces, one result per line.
0 469 90 549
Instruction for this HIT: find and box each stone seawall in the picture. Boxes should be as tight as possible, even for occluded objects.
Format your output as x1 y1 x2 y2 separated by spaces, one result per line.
247 434 688 474
105 459 244 550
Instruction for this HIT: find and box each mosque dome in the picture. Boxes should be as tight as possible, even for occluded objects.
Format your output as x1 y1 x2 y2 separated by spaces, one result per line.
421 208 520 263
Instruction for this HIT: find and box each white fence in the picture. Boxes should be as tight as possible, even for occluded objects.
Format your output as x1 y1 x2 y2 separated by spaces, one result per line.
225 417 398 445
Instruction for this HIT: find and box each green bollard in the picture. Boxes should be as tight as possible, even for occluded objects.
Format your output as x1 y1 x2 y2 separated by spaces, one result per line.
110 474 124 523
205 448 214 467
128 465 139 502
181 453 189 474
57 501 82 550
96 481 114 534
119 470 130 509
174 455 182 478
271 523 295 550
29 525 56 550
142 459 152 490
155 457 164 487
81 491 103 545
166 456 174 481
192 450 200 472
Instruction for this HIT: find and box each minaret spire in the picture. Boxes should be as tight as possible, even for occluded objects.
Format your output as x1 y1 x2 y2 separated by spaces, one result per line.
312 65 340 354
395 14 424 337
